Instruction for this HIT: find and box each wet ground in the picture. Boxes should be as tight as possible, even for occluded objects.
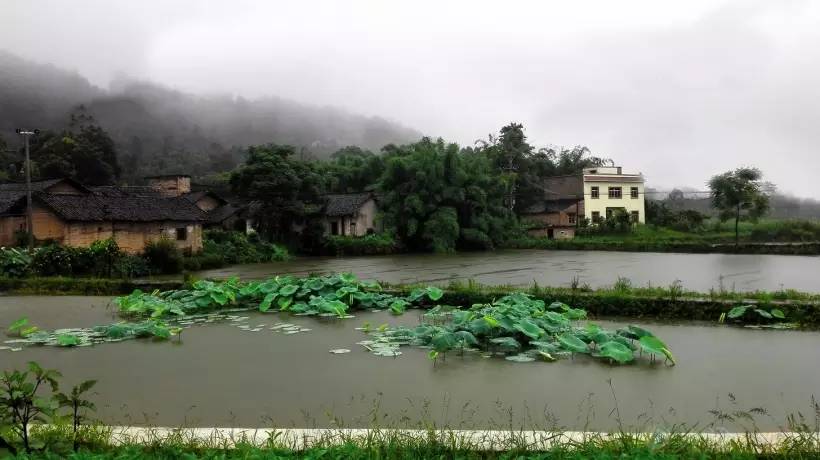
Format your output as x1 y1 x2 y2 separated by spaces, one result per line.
2 296 818 431
192 250 820 292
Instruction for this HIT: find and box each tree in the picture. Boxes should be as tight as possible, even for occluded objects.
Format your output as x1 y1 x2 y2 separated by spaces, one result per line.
230 144 326 243
26 111 120 185
708 167 771 245
378 137 514 252
323 146 385 193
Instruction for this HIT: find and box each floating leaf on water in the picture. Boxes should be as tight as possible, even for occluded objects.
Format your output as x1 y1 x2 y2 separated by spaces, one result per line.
770 308 786 319
538 351 557 362
754 309 773 319
299 328 312 332
639 336 676 365
505 354 535 363
596 341 634 364
284 330 300 335
10 347 22 352
727 306 750 319
329 348 351 354
557 333 588 353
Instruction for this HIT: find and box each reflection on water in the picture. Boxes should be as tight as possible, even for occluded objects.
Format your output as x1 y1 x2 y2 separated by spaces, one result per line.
192 250 820 292
2 296 818 430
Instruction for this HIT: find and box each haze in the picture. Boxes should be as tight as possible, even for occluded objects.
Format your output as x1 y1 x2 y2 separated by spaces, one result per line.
2 0 820 197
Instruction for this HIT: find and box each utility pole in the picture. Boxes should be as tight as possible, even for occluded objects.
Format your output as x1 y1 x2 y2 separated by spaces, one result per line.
15 128 39 250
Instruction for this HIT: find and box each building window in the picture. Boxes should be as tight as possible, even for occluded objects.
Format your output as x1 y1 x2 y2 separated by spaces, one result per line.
631 211 640 223
591 211 600 223
590 186 599 199
608 187 622 199
175 227 187 241
589 169 597 174
349 222 357 234
606 208 613 220
567 213 576 224
330 221 339 235
630 187 639 199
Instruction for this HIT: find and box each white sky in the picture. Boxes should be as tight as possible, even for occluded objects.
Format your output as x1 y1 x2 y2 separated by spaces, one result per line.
2 0 820 196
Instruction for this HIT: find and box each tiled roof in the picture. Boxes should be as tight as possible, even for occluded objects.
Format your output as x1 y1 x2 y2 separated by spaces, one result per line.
521 198 579 215
324 193 373 217
206 204 242 224
36 191 206 222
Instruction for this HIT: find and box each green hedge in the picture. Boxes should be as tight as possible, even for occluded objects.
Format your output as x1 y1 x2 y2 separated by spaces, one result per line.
505 238 820 255
323 233 397 256
386 284 820 326
0 277 183 295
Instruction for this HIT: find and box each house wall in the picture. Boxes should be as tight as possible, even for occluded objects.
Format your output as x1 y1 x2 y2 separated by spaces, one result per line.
195 196 221 212
324 199 378 237
583 180 645 224
147 176 191 197
60 221 202 254
528 226 575 239
31 204 67 242
0 216 27 246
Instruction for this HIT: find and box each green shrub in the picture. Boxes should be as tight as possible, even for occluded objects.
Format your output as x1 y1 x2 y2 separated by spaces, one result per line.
201 230 288 264
324 232 397 255
30 244 77 276
113 254 150 278
142 238 183 274
749 219 820 242
0 247 31 278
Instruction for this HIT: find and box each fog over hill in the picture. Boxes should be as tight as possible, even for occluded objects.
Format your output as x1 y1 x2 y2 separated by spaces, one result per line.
0 51 420 181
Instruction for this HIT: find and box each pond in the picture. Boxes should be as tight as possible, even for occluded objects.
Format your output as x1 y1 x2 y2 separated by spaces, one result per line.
2 296 818 431
192 250 820 293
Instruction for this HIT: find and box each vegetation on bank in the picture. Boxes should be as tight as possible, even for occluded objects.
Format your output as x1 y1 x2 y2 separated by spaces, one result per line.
507 220 820 254
2 361 820 458
322 233 397 256
0 230 288 279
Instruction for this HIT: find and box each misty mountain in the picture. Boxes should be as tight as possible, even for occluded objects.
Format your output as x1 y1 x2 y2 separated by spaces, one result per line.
0 51 420 181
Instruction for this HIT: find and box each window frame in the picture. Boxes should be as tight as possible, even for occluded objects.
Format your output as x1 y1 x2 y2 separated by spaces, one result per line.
608 187 622 199
590 186 599 199
591 211 601 223
567 213 576 225
630 187 639 199
630 211 640 223
175 227 187 241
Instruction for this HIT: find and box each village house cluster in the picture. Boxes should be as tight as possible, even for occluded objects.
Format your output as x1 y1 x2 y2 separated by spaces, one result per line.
521 166 645 239
0 175 382 253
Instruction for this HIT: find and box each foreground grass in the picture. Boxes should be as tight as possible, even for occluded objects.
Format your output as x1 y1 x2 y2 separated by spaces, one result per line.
3 422 820 460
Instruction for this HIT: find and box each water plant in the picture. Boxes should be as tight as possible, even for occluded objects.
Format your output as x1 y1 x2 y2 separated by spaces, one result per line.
367 292 674 366
9 274 675 368
719 304 788 325
0 362 61 452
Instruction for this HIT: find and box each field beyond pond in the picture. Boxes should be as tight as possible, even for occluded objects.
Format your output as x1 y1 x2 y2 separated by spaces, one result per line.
2 295 818 432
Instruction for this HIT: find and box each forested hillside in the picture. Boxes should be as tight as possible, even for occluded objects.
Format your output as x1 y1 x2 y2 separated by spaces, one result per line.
0 51 419 182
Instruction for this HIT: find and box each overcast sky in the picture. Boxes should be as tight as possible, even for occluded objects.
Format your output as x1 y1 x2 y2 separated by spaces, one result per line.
3 0 820 197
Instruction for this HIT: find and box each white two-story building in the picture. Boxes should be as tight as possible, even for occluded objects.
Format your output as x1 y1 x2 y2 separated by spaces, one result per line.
581 166 645 224
520 166 645 239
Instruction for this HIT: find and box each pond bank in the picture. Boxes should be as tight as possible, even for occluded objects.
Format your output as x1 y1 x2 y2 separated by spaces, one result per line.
2 276 820 325
504 238 820 255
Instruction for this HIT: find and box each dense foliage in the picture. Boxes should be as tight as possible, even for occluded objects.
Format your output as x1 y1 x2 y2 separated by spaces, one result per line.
0 232 288 279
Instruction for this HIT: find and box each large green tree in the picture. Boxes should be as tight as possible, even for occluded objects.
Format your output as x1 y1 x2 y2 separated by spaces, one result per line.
379 137 514 252
475 123 612 213
230 144 326 242
322 146 385 193
708 167 771 245
25 111 120 185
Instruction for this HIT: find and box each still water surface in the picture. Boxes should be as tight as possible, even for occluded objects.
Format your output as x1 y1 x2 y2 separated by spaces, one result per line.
2 296 818 431
194 249 820 292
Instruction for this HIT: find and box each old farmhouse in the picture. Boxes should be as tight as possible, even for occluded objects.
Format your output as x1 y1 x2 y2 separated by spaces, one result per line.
522 166 645 239
322 192 378 236
0 176 210 253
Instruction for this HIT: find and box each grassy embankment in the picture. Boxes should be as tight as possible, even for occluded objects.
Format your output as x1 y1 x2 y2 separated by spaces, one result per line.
506 220 820 255
3 274 820 326
3 422 820 459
